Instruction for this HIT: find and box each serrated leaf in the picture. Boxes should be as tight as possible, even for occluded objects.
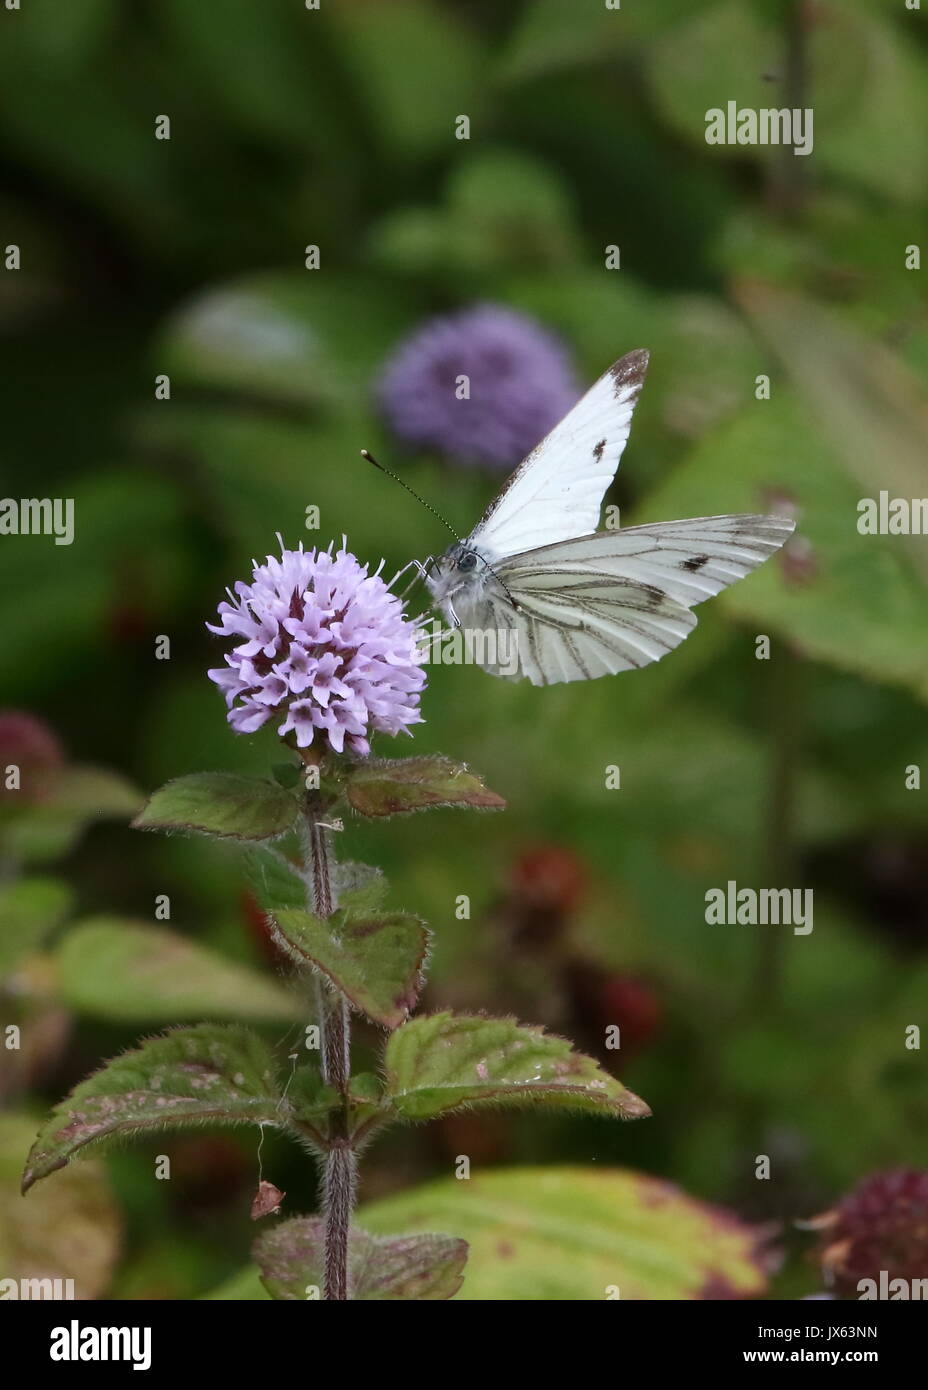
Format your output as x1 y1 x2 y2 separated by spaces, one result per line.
254 1217 467 1300
133 773 300 842
361 1167 768 1300
344 757 505 817
384 1013 650 1121
22 1025 284 1191
271 908 428 1029
54 919 300 1023
0 877 73 976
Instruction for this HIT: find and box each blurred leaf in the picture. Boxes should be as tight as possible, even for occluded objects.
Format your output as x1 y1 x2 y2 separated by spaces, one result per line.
361 1166 769 1300
737 281 928 584
384 1012 650 1121
1 0 116 69
344 756 505 817
0 877 72 977
133 773 300 842
23 1025 284 1191
271 906 428 1030
0 470 192 704
54 918 300 1023
367 148 581 280
329 0 484 161
159 0 347 152
645 1 783 160
202 1265 270 1301
206 1163 771 1301
501 0 706 83
48 765 141 817
254 1217 467 1300
156 271 421 411
646 1 928 199
0 1112 121 1300
638 392 928 700
715 197 927 339
0 765 141 866
811 7 928 202
500 0 622 82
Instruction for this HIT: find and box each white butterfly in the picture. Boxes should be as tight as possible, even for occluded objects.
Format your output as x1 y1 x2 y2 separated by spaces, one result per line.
418 350 795 685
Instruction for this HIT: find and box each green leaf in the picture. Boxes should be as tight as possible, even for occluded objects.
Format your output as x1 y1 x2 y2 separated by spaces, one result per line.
254 1217 467 1300
243 846 306 914
331 861 388 913
329 0 484 162
737 281 928 586
637 386 928 701
132 773 300 842
384 1013 650 1121
271 907 428 1030
0 877 73 976
344 756 505 817
54 919 301 1023
22 1025 284 1191
0 1112 121 1301
361 1167 768 1300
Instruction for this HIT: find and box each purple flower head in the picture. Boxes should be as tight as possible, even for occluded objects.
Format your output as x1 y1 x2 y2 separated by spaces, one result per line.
376 304 579 469
207 541 426 758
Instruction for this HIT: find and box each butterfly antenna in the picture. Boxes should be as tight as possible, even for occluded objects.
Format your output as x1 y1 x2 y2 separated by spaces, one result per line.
361 450 460 542
362 449 521 614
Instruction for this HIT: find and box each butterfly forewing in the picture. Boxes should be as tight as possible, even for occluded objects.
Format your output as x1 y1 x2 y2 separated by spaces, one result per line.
423 346 796 686
469 349 650 558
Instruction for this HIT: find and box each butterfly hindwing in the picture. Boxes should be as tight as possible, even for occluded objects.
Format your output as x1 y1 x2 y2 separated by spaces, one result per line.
455 574 692 685
463 515 795 686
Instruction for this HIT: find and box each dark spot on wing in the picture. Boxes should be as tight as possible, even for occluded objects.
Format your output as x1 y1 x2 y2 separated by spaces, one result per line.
681 554 709 572
640 583 665 605
593 438 606 460
608 349 650 399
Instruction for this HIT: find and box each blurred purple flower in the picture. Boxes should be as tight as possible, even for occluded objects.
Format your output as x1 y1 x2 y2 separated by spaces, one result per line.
817 1168 928 1296
376 304 579 469
207 541 426 757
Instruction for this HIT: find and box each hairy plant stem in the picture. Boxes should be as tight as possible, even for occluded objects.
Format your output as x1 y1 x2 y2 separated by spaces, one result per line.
305 805 356 1301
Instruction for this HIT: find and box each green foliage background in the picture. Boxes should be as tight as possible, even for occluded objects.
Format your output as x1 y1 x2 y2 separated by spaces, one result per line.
1 0 927 1298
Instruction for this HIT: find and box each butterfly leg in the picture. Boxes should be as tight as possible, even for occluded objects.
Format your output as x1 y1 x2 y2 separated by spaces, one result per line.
389 557 433 598
447 599 462 630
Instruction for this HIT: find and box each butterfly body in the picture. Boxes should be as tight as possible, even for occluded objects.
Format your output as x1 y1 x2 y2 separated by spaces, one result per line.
419 350 795 685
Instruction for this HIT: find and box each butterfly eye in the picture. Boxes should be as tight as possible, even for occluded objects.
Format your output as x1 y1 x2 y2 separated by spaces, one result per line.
458 552 478 572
